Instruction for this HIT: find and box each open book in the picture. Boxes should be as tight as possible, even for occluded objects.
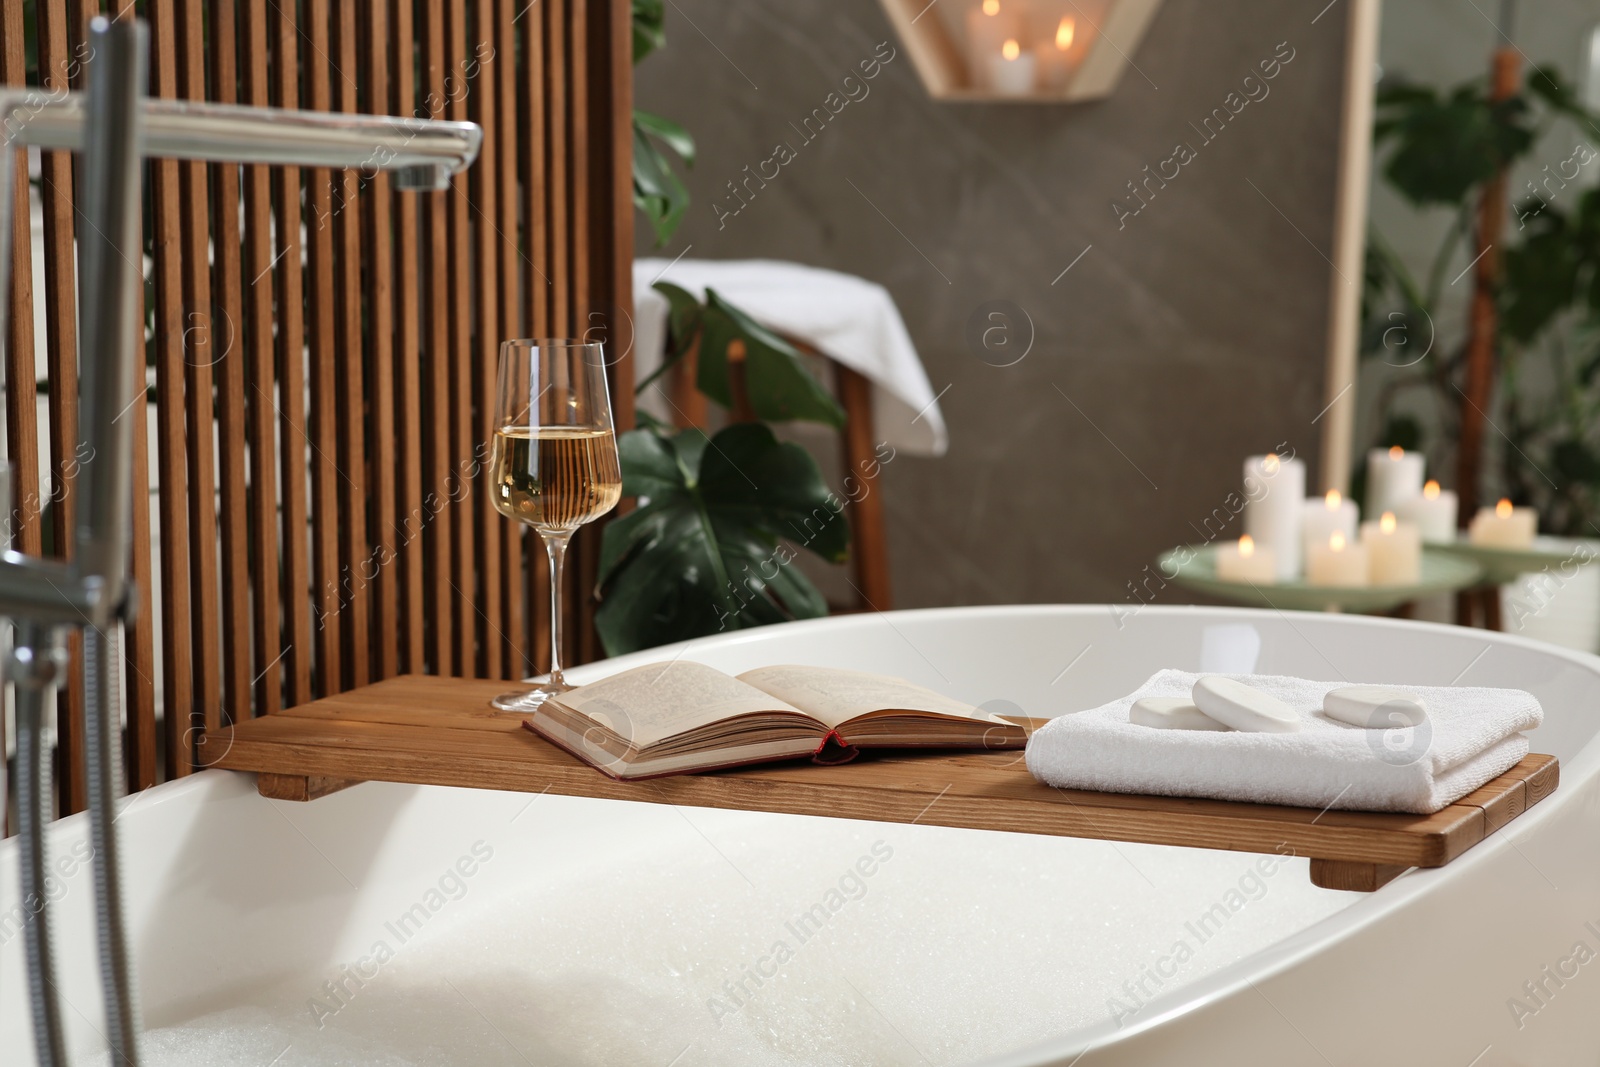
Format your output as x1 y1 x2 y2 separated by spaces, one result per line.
521 661 1030 780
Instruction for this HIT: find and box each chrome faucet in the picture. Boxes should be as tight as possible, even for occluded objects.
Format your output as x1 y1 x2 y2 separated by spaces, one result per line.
0 17 481 1067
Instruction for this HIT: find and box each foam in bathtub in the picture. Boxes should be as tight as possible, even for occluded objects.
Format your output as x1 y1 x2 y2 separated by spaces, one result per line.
92 818 1357 1066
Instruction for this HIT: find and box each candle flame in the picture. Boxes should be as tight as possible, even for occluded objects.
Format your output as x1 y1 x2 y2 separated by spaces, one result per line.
1001 38 1020 59
1263 453 1280 474
1055 16 1075 49
982 0 1000 14
1424 479 1441 500
1496 498 1514 518
1389 445 1404 459
1330 531 1347 551
1239 534 1255 557
1381 511 1397 534
1325 489 1341 508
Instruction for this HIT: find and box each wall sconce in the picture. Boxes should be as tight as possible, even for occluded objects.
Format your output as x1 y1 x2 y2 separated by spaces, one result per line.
878 0 1164 103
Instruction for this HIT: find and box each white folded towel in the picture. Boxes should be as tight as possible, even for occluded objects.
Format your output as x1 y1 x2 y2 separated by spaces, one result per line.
1024 670 1544 814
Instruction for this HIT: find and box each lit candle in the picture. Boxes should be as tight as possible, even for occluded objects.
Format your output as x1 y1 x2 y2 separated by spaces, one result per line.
1360 511 1422 585
1033 16 1076 92
990 38 1037 95
1396 480 1459 543
966 0 1020 90
1242 452 1306 581
1365 446 1426 519
1469 497 1538 548
1215 534 1277 584
1306 530 1370 587
1302 489 1358 559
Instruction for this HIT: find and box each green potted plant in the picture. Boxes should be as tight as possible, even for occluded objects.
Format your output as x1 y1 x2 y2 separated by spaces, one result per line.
600 4 853 657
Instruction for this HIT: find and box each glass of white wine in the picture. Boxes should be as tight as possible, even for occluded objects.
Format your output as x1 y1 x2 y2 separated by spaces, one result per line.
489 339 622 711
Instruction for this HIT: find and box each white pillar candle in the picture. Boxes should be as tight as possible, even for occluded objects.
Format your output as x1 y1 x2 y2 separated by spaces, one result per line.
1306 531 1370 587
1360 511 1422 586
1302 489 1358 559
1032 16 1075 91
966 0 1020 90
1242 452 1306 581
1396 480 1459 543
1469 498 1537 548
1215 535 1277 584
989 39 1036 94
1365 446 1426 518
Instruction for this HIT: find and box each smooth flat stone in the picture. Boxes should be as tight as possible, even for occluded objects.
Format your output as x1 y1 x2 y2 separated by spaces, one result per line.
1130 697 1231 731
1191 675 1302 733
1323 685 1428 728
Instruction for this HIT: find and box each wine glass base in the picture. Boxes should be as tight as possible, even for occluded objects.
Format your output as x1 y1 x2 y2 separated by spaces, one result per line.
490 681 572 713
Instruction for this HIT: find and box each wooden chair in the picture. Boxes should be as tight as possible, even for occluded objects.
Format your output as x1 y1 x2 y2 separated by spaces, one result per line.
666 334 893 613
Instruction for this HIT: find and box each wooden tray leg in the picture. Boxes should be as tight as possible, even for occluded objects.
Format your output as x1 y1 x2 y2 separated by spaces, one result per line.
1310 859 1409 892
257 773 360 802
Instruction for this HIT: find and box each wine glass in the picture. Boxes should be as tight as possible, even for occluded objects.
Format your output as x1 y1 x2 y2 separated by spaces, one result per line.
489 339 622 711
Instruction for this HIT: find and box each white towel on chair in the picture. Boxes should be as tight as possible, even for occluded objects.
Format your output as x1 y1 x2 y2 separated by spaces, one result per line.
1024 670 1544 814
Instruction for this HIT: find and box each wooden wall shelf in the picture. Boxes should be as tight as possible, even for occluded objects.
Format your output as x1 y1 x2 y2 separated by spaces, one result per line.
214 675 1558 892
876 0 1165 103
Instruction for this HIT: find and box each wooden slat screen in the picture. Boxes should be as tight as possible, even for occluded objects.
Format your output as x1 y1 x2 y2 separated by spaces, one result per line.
0 0 634 824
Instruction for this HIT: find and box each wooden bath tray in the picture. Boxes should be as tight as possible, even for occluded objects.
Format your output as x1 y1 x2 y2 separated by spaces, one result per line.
213 675 1558 892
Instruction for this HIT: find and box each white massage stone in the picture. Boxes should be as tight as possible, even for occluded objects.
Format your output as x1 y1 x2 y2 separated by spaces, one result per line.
1191 675 1302 733
1323 685 1428 728
1130 697 1231 731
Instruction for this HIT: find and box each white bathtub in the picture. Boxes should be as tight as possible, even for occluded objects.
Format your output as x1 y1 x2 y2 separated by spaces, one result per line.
4 604 1600 1065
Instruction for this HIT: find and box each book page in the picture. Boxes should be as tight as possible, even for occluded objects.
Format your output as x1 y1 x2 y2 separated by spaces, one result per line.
554 661 810 749
735 665 1002 729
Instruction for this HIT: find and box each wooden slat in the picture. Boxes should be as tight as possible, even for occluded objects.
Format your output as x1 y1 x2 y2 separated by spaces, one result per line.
270 0 313 709
303 0 342 695
393 0 427 676
447 0 476 677
176 0 223 756
362 0 399 683
148 0 196 779
241 0 282 717
99 0 157 792
496 0 526 677
213 676 1560 890
331 0 370 689
523 0 551 674
0 0 41 566
568 0 600 666
470 0 503 681
209 0 252 729
422 0 455 676
1 0 35 816
35 0 85 814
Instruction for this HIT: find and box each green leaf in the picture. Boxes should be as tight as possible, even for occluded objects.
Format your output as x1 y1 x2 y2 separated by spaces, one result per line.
1375 81 1536 206
635 282 705 394
635 109 695 168
633 115 691 246
632 0 665 64
596 424 849 656
1502 209 1580 343
697 289 847 428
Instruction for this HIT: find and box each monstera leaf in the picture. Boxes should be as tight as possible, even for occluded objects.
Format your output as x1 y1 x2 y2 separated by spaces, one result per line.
1374 81 1535 207
644 282 846 429
595 423 849 656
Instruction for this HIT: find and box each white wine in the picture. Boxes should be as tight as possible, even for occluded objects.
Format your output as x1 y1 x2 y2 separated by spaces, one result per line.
491 426 622 532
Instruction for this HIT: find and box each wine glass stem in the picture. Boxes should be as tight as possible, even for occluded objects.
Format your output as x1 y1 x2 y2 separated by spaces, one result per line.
544 531 571 687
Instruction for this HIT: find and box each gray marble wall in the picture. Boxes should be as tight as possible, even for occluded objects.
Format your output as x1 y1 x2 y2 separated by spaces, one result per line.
634 0 1349 610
